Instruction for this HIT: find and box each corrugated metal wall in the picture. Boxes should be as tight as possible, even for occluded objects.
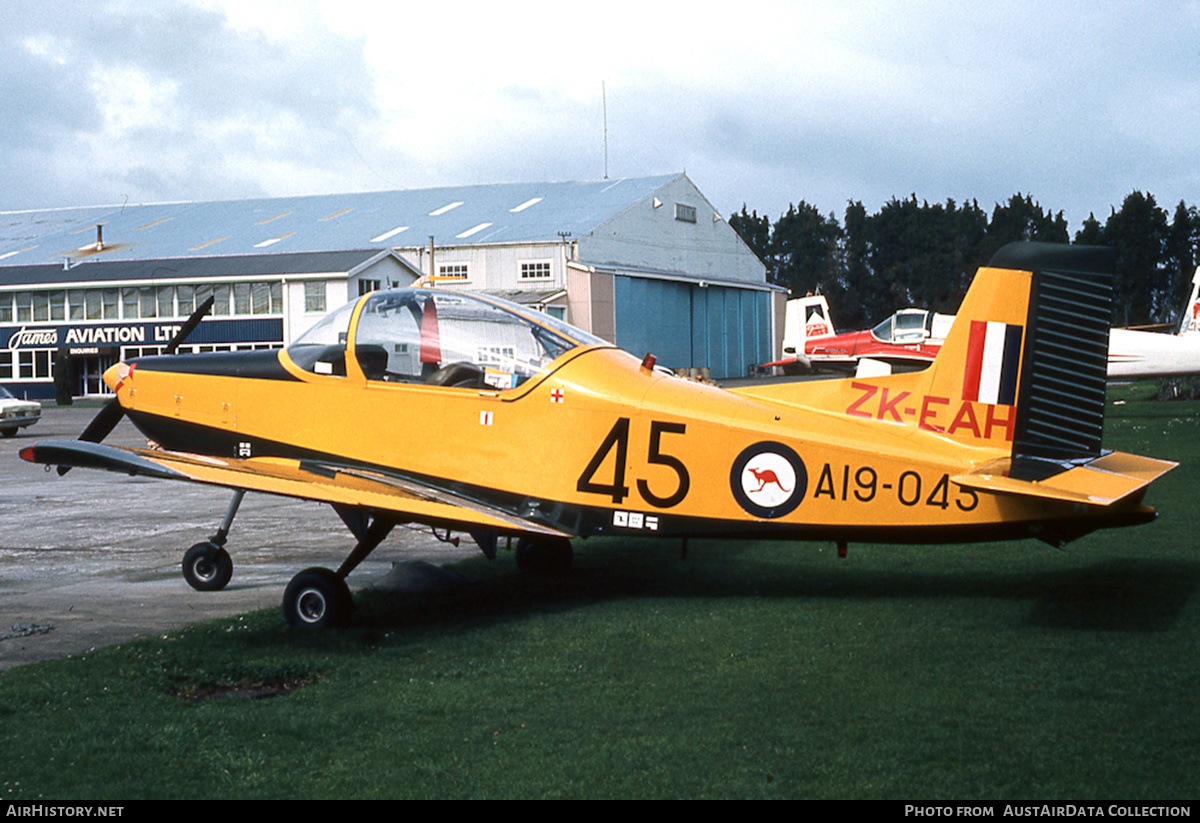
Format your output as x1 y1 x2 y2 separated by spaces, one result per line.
613 276 772 380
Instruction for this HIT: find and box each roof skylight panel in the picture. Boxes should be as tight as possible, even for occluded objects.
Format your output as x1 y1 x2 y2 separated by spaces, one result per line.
370 226 410 243
456 223 493 239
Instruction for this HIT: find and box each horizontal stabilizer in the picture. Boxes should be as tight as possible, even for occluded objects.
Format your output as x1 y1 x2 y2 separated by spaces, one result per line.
953 451 1176 507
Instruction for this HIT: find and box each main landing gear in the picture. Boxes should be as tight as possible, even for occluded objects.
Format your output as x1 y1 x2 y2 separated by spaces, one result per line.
280 516 396 628
514 536 573 575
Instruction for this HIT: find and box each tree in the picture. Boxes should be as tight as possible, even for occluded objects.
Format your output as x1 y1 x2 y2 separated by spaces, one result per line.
985 194 1069 259
1074 213 1104 246
728 205 772 274
833 200 871 329
1103 192 1169 325
727 189 1194 332
864 196 988 321
1164 201 1198 326
769 201 841 297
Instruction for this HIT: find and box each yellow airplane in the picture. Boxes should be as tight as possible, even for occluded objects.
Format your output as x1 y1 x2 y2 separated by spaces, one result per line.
20 242 1177 628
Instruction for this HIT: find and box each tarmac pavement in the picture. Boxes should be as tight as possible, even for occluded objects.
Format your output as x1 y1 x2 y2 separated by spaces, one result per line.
0 403 476 671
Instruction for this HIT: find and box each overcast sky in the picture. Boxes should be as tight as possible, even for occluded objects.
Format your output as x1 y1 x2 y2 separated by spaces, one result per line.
3 0 1197 234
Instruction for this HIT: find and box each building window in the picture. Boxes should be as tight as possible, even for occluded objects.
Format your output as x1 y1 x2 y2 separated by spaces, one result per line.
675 203 697 223
234 282 252 315
252 282 272 314
158 286 175 318
195 284 213 315
438 263 468 280
139 286 158 319
305 281 327 313
177 285 194 317
90 291 106 320
17 350 52 380
520 261 551 280
211 284 231 316
121 288 139 319
123 346 165 359
358 278 381 296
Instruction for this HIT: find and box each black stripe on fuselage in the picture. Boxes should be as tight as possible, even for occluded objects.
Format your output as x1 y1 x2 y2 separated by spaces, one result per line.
131 349 300 381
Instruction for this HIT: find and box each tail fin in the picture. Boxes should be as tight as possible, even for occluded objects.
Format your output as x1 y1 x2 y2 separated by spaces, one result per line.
1181 269 1200 335
781 294 835 354
923 242 1114 479
744 243 1114 464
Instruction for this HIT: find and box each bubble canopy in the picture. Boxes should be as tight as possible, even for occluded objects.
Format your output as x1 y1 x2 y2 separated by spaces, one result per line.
287 288 607 389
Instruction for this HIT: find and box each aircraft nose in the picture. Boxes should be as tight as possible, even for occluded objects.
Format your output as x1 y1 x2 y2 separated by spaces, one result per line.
103 361 133 392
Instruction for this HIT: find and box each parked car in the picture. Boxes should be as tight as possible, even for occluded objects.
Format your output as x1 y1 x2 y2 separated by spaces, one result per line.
0 387 41 437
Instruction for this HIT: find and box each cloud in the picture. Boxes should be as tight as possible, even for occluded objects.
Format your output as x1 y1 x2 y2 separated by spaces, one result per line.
2 0 1198 237
2 0 378 206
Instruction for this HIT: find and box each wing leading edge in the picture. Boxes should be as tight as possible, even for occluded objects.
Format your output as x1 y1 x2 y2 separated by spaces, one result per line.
20 440 570 539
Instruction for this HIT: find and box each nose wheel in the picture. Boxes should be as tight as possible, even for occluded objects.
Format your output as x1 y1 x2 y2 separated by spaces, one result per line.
180 489 244 592
182 542 234 591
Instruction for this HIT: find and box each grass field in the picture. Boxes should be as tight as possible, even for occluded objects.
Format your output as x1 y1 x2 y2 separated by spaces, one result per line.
1 383 1198 799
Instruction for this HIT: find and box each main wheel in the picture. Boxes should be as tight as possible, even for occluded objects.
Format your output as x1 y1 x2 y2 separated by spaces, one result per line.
515 537 573 575
182 542 233 591
283 567 352 628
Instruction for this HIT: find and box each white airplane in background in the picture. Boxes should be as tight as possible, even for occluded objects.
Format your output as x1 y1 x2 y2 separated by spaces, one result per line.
766 272 1200 380
1108 275 1200 378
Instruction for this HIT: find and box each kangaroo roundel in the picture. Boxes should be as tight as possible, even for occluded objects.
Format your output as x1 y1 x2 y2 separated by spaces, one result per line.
731 442 807 518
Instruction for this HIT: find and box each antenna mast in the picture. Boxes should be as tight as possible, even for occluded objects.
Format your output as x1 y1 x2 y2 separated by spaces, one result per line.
602 81 609 180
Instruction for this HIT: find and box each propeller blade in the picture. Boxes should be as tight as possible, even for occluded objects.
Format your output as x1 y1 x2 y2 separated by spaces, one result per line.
55 397 125 474
58 296 214 475
165 296 214 354
79 397 126 443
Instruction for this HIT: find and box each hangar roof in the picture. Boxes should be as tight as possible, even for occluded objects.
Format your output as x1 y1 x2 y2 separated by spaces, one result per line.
0 175 682 268
0 249 408 289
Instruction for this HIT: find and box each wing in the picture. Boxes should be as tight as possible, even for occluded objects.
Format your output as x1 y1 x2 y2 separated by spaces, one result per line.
20 440 570 538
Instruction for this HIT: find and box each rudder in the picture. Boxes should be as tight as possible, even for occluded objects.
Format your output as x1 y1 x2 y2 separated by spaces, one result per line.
925 242 1114 478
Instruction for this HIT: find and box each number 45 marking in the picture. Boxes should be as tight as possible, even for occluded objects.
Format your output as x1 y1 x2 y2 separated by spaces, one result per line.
576 418 691 508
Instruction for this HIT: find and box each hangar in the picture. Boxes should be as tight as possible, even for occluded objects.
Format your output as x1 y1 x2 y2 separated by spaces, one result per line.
0 173 776 400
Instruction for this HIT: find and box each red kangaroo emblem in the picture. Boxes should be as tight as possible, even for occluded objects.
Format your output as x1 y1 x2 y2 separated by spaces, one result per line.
747 467 791 493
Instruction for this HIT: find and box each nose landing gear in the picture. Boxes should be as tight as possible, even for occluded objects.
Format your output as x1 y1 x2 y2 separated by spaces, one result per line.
181 490 244 592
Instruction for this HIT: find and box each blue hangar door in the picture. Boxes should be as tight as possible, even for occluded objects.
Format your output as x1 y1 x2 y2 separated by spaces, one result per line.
612 276 772 380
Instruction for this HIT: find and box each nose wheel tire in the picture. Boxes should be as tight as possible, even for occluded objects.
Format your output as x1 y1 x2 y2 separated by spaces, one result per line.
283 567 353 628
182 542 233 591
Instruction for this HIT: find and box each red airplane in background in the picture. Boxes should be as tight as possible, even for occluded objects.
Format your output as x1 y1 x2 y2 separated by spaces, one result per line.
762 295 953 376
